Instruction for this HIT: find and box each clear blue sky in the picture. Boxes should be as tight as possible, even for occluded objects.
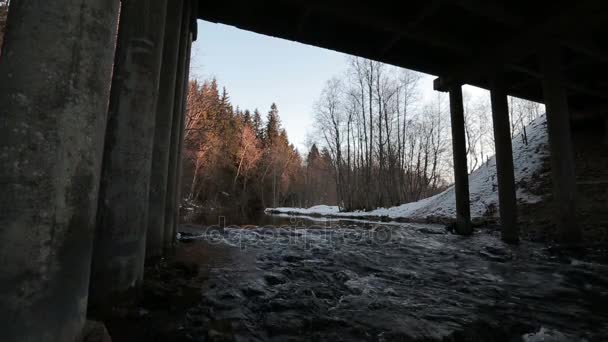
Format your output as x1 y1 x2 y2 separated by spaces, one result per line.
190 20 478 152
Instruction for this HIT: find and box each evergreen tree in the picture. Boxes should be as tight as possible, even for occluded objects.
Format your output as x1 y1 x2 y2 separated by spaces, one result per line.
243 109 252 125
252 109 263 140
265 103 281 146
307 144 320 167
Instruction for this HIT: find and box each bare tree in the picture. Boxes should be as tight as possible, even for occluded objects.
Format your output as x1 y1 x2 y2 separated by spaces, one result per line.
314 58 451 210
314 77 345 206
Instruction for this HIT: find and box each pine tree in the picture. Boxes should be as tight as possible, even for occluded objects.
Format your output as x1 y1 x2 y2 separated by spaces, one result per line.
243 109 252 125
265 103 281 146
307 144 320 167
252 109 263 140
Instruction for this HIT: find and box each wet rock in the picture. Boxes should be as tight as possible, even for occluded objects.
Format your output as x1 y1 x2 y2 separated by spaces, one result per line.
264 298 294 312
479 245 513 262
241 279 268 297
523 327 573 342
446 320 534 342
81 320 112 342
417 227 448 235
204 289 243 309
208 328 234 342
173 261 200 277
283 254 303 263
264 312 306 335
332 270 357 283
264 272 287 286
383 287 397 296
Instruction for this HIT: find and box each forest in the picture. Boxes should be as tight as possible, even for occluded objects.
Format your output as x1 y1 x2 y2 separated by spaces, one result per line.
183 80 336 218
182 57 543 216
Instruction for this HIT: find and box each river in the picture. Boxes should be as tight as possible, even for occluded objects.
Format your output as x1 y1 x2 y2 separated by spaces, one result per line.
159 214 608 341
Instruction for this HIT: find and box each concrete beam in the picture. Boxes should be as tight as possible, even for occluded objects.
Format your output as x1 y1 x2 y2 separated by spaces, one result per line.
147 0 185 259
434 0 601 91
539 45 581 244
448 0 524 28
507 64 608 101
89 0 169 313
164 1 193 252
379 0 445 57
296 8 312 39
280 0 464 53
447 84 473 235
490 75 519 244
0 1 119 340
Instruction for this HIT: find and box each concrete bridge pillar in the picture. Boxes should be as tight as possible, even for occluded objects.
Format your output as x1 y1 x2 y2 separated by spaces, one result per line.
447 84 473 235
490 76 519 244
0 1 119 341
165 1 194 252
539 45 581 244
147 0 185 259
88 0 169 313
173 38 193 248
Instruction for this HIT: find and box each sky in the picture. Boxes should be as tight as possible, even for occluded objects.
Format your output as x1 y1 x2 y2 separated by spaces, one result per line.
190 20 480 152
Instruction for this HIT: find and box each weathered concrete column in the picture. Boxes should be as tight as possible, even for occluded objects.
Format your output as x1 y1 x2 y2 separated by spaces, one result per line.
147 0 185 259
164 1 193 252
539 45 580 243
173 37 194 247
173 0 198 249
490 76 519 244
448 84 473 235
89 0 169 313
0 1 119 341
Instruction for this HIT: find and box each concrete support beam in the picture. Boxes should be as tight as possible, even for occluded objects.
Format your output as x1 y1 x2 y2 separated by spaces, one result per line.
0 1 119 341
89 0 169 313
539 45 581 243
447 84 473 235
490 76 519 244
433 0 599 92
165 1 193 252
147 0 185 259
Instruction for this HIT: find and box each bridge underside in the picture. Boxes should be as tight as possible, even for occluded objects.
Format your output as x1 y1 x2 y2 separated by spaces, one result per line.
199 0 608 113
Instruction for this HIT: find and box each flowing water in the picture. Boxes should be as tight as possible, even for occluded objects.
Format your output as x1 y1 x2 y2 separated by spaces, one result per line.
173 215 608 341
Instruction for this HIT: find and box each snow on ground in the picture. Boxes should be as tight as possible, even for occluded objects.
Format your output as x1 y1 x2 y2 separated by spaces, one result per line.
267 115 549 222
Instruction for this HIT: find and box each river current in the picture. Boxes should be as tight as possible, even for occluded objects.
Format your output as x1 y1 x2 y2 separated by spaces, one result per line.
172 215 608 341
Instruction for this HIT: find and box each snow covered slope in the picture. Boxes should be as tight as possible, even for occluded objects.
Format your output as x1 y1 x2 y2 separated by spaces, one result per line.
267 115 550 222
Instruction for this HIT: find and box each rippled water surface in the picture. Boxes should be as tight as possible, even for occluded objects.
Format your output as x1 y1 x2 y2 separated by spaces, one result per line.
174 218 608 341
